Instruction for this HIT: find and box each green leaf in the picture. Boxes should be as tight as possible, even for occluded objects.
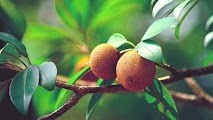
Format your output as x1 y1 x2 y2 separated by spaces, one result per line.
86 80 114 120
150 0 158 10
9 65 39 115
1 43 18 56
135 40 163 64
142 17 179 41
174 0 199 39
204 31 213 50
205 15 213 31
55 65 90 109
38 62 57 91
24 24 71 41
145 78 178 120
107 33 135 51
0 43 19 62
0 32 28 57
55 0 80 30
81 0 90 29
0 81 9 103
87 0 140 39
152 0 174 17
203 52 213 67
0 0 26 40
173 0 191 19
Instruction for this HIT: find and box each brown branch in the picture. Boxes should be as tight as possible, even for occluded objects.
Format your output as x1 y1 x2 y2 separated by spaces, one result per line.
37 93 84 120
185 78 213 104
56 81 129 94
161 65 213 84
156 63 179 74
2 63 213 119
170 91 213 109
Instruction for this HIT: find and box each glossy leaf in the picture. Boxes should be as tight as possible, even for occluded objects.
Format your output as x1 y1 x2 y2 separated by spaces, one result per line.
38 62 57 91
145 78 178 120
55 65 90 109
204 31 213 50
86 80 115 120
150 0 158 9
205 15 213 31
107 33 135 51
0 43 19 62
0 0 26 40
152 0 173 17
203 52 213 67
135 40 163 64
9 65 39 115
0 81 9 103
0 32 28 57
173 0 191 19
142 17 179 41
162 3 180 17
175 0 199 39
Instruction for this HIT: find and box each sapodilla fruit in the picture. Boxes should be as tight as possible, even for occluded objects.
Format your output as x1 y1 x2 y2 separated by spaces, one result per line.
89 43 119 80
116 50 156 92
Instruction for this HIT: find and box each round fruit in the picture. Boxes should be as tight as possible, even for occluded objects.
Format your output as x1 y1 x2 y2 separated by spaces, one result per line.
89 43 119 80
116 50 156 92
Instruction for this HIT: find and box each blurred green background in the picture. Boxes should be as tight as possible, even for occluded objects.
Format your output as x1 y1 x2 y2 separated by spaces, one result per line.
3 0 213 119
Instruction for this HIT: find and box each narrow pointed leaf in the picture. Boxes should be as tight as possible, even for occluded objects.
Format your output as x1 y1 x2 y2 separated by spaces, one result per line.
86 80 114 120
152 0 173 17
173 0 191 19
0 32 28 57
204 31 213 50
142 17 179 41
55 0 79 30
175 0 199 39
9 65 39 115
107 33 135 51
38 62 57 91
0 43 19 62
81 0 90 29
205 15 213 31
0 0 26 40
145 78 179 120
0 81 9 103
135 40 163 64
150 0 158 10
203 52 213 67
24 24 70 41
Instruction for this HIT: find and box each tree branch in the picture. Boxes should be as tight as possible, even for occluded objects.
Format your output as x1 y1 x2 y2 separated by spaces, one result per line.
37 93 84 120
160 65 213 84
2 63 213 119
170 90 213 109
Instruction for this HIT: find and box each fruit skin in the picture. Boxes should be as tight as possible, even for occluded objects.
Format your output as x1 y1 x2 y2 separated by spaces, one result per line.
116 50 156 92
89 43 119 80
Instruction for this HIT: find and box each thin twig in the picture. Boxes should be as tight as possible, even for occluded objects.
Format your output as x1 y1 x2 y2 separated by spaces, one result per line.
37 93 84 120
185 78 213 104
161 65 213 84
156 63 179 74
170 90 213 109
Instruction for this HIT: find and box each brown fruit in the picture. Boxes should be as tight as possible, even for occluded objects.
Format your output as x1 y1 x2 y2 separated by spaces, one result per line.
89 43 119 80
116 50 156 92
